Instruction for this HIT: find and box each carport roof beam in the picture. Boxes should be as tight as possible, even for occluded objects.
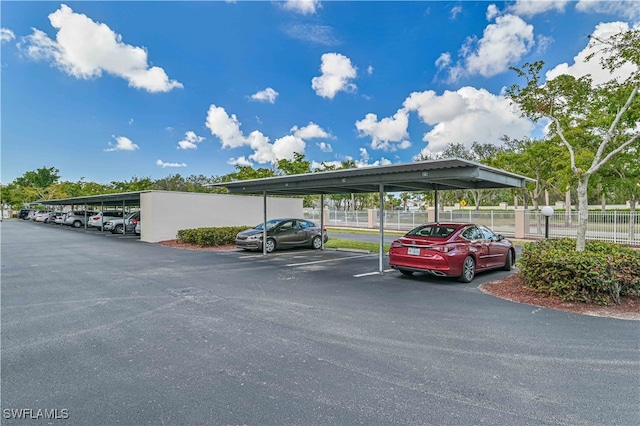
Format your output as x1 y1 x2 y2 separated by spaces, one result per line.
209 158 534 196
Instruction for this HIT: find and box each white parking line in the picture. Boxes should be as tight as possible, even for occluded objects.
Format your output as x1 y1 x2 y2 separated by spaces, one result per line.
353 269 395 277
285 254 373 267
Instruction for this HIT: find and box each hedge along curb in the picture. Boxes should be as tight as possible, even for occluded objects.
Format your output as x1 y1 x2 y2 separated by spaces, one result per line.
177 226 252 247
518 238 640 305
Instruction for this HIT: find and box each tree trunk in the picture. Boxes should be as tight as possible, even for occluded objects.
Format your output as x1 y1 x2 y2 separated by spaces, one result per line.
565 190 572 226
576 177 590 251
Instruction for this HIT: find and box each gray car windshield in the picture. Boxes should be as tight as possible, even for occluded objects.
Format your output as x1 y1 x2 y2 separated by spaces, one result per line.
254 220 281 231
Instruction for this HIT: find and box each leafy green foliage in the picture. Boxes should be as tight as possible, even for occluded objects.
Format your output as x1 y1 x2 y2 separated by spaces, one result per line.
518 238 640 305
507 28 639 251
177 226 252 246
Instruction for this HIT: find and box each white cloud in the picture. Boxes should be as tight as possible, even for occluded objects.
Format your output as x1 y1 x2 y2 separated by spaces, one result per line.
156 160 187 168
1 28 15 43
227 156 253 167
354 148 392 168
435 52 451 69
205 105 246 149
128 118 134 125
508 0 569 18
104 136 139 152
177 131 205 150
312 53 357 99
453 12 535 80
355 109 411 151
486 4 500 20
248 133 305 164
404 87 534 157
367 65 374 75
359 147 370 163
316 142 333 152
284 24 339 45
250 87 279 103
283 0 321 15
451 6 463 20
576 1 640 20
545 22 637 85
19 4 182 93
357 86 534 159
291 122 332 139
205 104 321 164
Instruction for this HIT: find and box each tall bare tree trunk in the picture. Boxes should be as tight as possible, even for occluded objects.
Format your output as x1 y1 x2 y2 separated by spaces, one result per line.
576 177 590 251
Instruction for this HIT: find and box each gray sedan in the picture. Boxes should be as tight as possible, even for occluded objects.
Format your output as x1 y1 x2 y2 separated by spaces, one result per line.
236 218 328 253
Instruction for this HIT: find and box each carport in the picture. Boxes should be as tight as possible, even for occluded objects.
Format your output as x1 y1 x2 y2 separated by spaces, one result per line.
36 191 144 233
37 190 303 242
210 158 534 273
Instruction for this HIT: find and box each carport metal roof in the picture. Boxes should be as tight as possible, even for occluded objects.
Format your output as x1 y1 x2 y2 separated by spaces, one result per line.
209 158 533 195
211 158 534 274
37 190 148 207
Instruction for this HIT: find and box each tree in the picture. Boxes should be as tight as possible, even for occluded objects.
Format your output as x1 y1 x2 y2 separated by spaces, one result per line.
276 152 311 176
439 142 503 209
507 28 639 250
110 176 154 192
14 167 60 200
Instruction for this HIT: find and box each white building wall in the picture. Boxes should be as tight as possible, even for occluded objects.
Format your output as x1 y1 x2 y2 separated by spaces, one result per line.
140 191 303 243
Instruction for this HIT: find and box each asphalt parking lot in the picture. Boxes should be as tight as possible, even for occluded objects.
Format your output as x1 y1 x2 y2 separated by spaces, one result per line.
2 220 639 425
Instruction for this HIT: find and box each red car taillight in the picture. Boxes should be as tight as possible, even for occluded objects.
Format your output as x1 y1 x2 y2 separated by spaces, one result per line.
92 216 100 220
426 244 455 253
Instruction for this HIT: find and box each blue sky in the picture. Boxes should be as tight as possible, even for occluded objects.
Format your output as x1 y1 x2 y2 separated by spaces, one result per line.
1 1 638 184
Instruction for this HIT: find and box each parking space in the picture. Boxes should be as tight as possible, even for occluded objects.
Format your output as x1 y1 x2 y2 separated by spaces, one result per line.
2 220 638 425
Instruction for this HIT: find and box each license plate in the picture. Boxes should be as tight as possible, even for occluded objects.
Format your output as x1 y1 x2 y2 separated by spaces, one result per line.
408 247 420 255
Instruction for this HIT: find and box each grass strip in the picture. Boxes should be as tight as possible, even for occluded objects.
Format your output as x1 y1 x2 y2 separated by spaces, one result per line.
326 227 405 236
324 238 390 253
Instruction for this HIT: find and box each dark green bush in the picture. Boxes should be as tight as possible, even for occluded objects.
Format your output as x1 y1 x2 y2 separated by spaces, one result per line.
177 226 252 247
518 238 640 305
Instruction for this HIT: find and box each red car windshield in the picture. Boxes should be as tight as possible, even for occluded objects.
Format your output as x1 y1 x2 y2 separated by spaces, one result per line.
406 225 457 238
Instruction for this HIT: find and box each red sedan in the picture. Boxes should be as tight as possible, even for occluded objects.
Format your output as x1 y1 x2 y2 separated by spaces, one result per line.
388 223 515 282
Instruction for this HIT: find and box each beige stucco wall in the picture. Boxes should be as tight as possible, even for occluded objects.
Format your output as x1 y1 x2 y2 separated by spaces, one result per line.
139 191 303 243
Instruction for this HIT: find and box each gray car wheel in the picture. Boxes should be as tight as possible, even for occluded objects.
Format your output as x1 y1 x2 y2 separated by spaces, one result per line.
113 224 123 234
265 238 276 253
311 236 322 249
458 256 475 283
73 220 82 228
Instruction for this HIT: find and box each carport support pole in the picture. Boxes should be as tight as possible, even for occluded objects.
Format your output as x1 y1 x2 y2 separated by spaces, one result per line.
84 204 87 229
320 194 325 250
379 184 385 274
263 191 267 256
434 185 439 223
100 201 104 231
122 200 126 235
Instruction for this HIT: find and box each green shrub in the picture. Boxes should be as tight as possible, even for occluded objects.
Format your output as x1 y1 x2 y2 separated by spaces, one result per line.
518 238 640 305
176 226 252 247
